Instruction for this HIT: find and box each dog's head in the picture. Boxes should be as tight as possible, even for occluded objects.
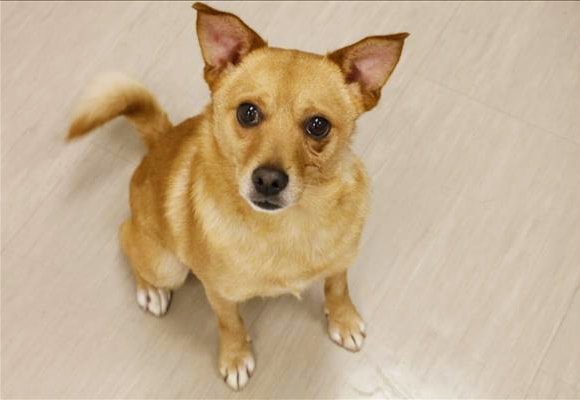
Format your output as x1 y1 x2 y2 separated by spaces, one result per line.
193 3 408 213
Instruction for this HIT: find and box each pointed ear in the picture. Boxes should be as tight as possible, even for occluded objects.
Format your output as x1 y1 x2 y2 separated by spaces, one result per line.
328 33 409 111
193 2 267 87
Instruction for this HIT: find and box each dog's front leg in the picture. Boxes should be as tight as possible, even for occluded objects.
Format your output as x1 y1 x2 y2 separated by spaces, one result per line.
324 271 366 352
205 289 255 391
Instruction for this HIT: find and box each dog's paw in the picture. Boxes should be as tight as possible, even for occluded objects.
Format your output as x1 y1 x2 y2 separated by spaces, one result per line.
219 349 255 391
136 285 172 317
325 306 366 352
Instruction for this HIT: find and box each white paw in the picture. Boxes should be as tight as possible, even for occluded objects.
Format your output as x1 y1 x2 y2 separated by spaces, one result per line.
136 286 172 317
327 314 366 352
219 353 255 391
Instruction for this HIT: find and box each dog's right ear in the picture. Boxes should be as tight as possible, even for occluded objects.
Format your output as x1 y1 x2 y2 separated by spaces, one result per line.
193 2 267 88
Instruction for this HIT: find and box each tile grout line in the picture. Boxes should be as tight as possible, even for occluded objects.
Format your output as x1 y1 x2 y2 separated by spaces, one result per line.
89 140 138 164
523 280 580 398
88 11 193 163
417 74 580 148
0 142 132 255
0 141 89 254
0 2 151 163
90 139 139 165
360 1 463 159
412 1 463 81
367 186 467 325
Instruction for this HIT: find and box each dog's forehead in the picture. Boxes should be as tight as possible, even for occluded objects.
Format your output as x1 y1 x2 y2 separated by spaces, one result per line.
218 48 353 114
244 48 341 85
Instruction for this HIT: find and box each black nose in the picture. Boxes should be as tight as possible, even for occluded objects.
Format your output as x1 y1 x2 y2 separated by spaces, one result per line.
252 166 289 196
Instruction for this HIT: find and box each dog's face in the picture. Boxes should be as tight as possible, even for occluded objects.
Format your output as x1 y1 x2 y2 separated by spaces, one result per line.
194 3 408 213
211 49 358 214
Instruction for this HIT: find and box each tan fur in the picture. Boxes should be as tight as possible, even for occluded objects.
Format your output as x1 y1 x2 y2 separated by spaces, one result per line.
67 3 407 391
67 72 171 148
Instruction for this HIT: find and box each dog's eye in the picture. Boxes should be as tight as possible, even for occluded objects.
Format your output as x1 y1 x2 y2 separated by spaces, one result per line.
237 103 261 127
304 116 330 139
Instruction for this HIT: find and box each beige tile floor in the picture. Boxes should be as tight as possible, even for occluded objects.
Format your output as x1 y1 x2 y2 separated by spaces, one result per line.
1 1 579 398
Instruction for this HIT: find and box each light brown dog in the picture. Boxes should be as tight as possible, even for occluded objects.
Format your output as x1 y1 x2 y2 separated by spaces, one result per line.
67 2 407 391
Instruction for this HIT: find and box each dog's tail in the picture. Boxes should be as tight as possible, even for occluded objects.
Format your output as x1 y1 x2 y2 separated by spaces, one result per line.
67 73 171 148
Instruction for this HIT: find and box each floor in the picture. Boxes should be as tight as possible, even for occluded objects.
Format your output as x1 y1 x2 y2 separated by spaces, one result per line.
2 1 579 398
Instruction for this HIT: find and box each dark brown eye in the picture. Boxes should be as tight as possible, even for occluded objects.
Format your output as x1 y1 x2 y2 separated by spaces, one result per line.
237 103 261 127
304 116 330 139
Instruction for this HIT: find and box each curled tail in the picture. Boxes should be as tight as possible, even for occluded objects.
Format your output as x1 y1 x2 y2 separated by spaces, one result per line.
67 73 171 148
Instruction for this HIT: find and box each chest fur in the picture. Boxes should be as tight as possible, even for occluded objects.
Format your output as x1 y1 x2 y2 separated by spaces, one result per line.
195 190 365 301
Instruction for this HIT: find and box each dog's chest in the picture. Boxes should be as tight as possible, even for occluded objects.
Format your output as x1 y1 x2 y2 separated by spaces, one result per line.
209 210 359 301
191 164 368 301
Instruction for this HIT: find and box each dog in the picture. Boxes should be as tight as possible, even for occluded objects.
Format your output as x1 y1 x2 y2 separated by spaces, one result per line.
67 2 408 391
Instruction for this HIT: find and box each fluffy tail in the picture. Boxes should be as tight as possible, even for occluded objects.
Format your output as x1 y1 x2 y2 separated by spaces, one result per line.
67 73 171 148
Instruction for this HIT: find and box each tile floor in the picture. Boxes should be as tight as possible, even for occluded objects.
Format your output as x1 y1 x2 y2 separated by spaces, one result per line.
1 1 579 398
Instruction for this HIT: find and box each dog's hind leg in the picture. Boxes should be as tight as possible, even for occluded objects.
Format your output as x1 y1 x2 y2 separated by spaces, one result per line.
119 219 189 317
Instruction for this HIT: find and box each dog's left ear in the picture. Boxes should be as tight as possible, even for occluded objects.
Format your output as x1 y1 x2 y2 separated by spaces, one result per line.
328 33 409 111
193 2 267 88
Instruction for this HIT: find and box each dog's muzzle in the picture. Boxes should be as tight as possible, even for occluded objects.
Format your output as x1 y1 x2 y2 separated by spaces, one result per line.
242 166 290 212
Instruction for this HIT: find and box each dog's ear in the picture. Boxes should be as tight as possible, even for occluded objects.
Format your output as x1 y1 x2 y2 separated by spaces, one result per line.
328 33 409 111
193 2 267 88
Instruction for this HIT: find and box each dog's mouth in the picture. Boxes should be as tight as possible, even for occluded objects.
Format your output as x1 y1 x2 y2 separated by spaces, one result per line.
244 193 289 213
251 199 283 211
